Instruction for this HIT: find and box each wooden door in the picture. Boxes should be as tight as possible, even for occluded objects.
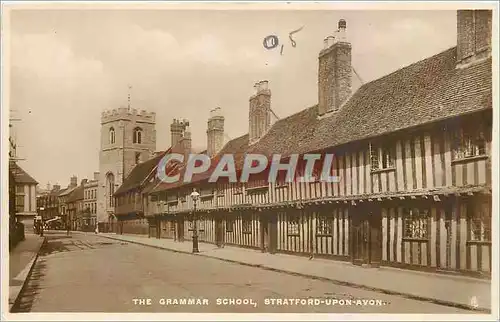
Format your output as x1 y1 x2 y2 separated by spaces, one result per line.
351 206 382 267
215 216 224 247
352 215 369 265
269 214 278 254
177 217 184 242
260 215 269 252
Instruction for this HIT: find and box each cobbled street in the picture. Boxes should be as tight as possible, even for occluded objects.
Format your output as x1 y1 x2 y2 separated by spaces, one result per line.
14 231 475 313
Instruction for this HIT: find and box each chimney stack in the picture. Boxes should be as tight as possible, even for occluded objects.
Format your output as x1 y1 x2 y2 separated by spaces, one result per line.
456 10 492 68
318 19 352 115
249 80 271 145
180 125 192 159
81 179 88 186
53 185 60 191
207 107 225 157
70 176 78 187
170 119 184 149
94 172 100 181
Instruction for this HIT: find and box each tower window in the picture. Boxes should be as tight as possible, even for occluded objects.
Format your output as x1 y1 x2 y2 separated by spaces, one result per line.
109 127 115 144
106 172 115 207
133 127 143 144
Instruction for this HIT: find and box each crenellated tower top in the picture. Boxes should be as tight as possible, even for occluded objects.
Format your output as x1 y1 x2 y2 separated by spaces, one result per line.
101 107 156 124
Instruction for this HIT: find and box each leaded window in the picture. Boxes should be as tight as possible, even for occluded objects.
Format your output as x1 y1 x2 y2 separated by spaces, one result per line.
316 214 332 235
287 215 300 235
403 208 429 239
468 200 491 241
242 216 252 233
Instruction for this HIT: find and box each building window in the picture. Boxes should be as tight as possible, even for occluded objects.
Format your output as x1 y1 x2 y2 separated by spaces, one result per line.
133 127 143 144
316 214 332 235
16 185 25 193
468 199 491 242
452 128 486 160
187 219 194 231
216 184 225 196
198 217 205 231
242 216 252 234
106 172 115 207
109 127 115 144
370 143 394 171
226 217 235 232
287 214 300 235
15 195 24 212
403 208 429 239
233 182 244 194
135 152 141 165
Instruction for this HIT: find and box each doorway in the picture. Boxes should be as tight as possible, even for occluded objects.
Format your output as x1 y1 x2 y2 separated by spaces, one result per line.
351 205 382 267
260 213 277 254
176 216 184 242
215 215 224 247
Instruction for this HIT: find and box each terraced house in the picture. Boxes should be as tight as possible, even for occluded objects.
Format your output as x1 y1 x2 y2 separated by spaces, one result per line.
116 10 493 277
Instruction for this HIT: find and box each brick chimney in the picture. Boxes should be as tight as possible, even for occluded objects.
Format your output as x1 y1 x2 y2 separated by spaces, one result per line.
207 107 225 157
81 179 88 186
53 184 60 191
456 10 492 68
93 172 99 181
180 125 192 159
318 19 352 115
170 119 184 148
249 80 271 145
70 176 77 187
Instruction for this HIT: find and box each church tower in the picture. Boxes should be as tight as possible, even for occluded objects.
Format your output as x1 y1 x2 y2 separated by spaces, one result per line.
97 88 156 227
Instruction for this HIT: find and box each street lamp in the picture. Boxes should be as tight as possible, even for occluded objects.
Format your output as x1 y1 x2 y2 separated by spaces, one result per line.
190 188 200 253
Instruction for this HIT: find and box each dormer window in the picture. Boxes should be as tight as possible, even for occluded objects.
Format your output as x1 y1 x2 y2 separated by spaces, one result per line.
109 127 115 144
133 127 143 144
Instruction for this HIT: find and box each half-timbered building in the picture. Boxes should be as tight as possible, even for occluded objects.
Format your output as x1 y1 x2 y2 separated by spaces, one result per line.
147 10 493 277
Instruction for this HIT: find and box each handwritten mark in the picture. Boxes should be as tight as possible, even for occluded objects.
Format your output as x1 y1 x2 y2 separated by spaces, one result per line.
280 44 284 55
263 35 279 50
288 25 304 48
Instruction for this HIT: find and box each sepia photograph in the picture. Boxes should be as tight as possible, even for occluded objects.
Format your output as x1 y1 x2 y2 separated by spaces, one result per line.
1 1 498 321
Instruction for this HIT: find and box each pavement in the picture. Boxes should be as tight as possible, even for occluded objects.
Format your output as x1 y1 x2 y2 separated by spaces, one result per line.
11 231 485 314
90 231 492 312
9 233 46 312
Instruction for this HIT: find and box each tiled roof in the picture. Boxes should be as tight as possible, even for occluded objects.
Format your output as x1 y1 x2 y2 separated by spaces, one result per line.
9 162 38 185
309 47 492 152
150 46 492 193
114 150 169 196
59 186 77 197
149 134 249 193
67 185 84 202
249 47 492 157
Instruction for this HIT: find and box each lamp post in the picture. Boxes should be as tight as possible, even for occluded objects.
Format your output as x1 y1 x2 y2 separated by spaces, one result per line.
39 207 44 236
190 188 200 253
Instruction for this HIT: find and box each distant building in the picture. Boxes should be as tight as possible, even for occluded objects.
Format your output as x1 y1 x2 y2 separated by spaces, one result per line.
67 180 86 231
57 176 78 228
9 161 38 231
82 172 99 231
37 184 62 226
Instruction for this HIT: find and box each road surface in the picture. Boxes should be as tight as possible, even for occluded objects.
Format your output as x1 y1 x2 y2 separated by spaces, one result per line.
13 231 475 313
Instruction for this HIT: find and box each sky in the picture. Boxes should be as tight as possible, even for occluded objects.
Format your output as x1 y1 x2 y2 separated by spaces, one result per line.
7 6 458 189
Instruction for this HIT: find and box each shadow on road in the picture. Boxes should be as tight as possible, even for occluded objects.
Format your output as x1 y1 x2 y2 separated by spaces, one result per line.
11 257 47 313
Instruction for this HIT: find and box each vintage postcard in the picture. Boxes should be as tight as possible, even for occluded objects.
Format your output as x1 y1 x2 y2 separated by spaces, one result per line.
2 1 498 321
